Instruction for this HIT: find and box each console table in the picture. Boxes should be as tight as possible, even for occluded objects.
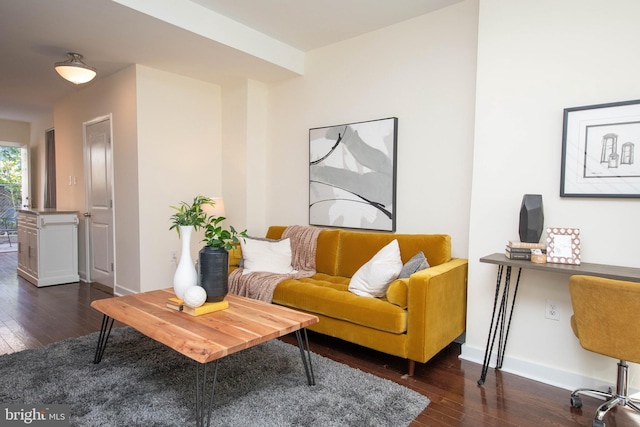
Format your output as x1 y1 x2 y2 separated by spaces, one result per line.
477 253 640 385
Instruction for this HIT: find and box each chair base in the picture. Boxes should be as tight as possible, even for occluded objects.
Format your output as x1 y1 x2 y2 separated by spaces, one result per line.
570 360 640 427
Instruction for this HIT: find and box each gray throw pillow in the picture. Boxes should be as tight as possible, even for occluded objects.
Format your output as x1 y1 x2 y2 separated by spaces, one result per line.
398 251 430 278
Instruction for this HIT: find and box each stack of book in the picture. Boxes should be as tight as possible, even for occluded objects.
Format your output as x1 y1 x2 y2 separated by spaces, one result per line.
505 240 546 260
166 297 229 316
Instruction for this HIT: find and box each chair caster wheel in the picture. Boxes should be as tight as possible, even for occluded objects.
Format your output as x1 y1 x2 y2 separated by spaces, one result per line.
592 419 605 427
570 395 583 408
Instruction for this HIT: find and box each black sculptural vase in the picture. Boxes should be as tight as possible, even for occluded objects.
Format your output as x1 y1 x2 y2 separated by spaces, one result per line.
519 194 544 243
198 246 229 302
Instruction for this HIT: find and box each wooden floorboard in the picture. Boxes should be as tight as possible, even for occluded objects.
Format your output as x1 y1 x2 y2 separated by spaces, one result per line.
0 249 639 426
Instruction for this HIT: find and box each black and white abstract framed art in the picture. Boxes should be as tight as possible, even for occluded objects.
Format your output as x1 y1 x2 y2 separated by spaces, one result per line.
309 117 398 232
561 99 640 198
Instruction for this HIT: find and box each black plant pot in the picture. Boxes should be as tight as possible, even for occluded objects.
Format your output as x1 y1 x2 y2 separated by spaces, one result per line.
519 194 544 243
198 246 229 302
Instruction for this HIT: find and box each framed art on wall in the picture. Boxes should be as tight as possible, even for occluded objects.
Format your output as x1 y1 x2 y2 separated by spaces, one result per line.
309 117 398 232
561 99 640 198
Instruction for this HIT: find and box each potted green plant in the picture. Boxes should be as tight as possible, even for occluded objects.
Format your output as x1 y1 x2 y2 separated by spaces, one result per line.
202 216 246 249
169 196 215 299
199 214 247 302
169 195 214 236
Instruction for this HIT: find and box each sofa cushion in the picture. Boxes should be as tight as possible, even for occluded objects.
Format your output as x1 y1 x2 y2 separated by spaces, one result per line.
265 226 452 278
314 229 341 275
336 232 451 277
273 275 407 334
398 251 430 278
348 239 402 298
240 236 294 275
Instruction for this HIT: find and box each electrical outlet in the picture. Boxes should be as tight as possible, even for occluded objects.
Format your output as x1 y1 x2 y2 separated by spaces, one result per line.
170 251 177 264
545 299 560 321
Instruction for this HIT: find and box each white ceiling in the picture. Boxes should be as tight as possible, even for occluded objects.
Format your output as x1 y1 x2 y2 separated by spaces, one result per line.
0 0 460 123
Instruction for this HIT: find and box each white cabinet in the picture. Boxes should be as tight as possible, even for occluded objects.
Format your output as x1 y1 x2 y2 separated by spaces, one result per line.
17 210 79 287
17 215 38 278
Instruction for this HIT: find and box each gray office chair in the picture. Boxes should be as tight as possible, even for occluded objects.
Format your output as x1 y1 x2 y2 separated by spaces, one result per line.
569 275 640 427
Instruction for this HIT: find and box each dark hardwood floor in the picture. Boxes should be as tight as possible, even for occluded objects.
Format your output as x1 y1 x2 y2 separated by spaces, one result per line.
1 249 638 426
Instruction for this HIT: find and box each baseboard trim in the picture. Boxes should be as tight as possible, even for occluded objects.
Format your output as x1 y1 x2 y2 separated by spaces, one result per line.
459 343 635 395
89 281 113 295
114 284 135 296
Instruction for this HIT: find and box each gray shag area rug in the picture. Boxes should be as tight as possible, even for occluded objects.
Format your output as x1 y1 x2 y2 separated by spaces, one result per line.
0 327 429 426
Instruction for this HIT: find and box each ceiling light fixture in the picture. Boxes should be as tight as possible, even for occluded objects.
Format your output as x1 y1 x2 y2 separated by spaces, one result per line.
54 52 97 84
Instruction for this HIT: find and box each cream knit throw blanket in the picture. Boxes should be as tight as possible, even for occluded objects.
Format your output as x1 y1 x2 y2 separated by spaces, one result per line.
228 225 323 303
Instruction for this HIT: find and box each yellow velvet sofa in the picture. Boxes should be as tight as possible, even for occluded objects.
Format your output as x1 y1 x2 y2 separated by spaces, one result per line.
245 226 468 376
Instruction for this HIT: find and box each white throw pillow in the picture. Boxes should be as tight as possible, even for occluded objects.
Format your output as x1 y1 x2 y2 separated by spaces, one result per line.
348 239 402 298
240 237 295 275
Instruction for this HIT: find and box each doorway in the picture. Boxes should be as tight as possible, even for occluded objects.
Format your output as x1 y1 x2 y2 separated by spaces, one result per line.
83 116 115 291
0 143 27 253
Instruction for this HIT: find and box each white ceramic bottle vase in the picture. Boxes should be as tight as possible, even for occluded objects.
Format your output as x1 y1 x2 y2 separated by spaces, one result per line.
173 225 197 299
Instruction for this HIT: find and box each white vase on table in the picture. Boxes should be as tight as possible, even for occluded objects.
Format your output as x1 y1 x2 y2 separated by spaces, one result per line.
173 225 197 299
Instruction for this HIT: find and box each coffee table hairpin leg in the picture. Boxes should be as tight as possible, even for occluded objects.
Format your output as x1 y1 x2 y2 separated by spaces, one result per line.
93 314 115 364
195 328 315 427
195 361 219 427
295 328 316 386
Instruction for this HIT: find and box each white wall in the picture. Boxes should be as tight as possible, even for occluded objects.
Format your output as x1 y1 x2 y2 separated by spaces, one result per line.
27 114 53 210
463 0 640 391
264 1 479 256
52 65 222 295
220 80 269 235
245 80 269 234
0 119 30 145
136 65 223 293
221 83 249 232
54 66 139 292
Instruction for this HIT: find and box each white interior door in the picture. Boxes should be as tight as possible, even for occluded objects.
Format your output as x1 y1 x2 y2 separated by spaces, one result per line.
84 116 115 289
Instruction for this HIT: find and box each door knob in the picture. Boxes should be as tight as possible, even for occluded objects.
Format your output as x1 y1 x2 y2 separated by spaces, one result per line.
83 212 92 217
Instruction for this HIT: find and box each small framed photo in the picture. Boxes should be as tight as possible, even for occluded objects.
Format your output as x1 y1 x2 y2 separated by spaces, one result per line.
546 228 581 265
561 99 640 198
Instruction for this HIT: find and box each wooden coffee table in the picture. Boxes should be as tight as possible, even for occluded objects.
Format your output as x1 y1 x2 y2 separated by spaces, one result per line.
90 289 318 427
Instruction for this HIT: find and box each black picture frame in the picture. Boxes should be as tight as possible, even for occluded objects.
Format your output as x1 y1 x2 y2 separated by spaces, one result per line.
309 117 398 232
561 99 640 198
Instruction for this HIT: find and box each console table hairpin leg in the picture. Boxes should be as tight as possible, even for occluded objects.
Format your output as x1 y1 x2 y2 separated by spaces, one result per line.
478 264 522 385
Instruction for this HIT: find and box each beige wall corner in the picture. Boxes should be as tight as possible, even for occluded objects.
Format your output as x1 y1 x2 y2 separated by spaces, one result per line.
136 65 223 293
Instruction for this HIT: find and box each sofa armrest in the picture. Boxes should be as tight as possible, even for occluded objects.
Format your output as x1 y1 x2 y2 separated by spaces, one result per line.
406 258 468 363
